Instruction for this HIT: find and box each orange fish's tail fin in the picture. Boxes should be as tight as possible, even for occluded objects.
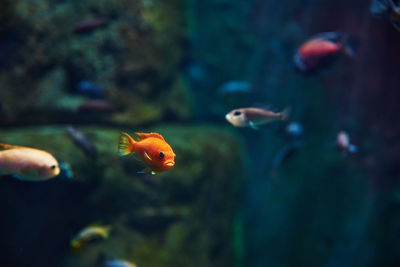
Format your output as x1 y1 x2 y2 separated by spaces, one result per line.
118 132 136 156
280 107 291 122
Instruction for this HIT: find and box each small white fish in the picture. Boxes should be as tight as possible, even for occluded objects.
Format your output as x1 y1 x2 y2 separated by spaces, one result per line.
225 107 290 130
0 143 60 181
336 131 357 154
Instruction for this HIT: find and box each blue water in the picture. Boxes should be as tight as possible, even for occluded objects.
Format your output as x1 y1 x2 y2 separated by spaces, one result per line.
0 0 399 266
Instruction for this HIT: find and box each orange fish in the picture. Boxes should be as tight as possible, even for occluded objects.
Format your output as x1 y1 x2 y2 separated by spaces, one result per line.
118 132 175 175
294 32 354 73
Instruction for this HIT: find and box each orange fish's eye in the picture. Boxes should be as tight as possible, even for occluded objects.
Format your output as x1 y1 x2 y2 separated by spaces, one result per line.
51 165 57 169
159 152 164 158
233 111 241 116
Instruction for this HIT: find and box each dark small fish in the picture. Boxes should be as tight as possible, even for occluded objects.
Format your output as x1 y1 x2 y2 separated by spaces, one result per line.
218 81 252 95
76 80 105 99
67 126 97 158
73 18 108 33
225 107 290 130
294 32 354 73
78 100 117 114
370 0 400 31
272 142 302 170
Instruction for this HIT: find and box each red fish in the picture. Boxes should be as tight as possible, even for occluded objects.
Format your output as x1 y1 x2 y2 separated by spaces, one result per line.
294 32 354 73
118 132 175 175
73 18 108 33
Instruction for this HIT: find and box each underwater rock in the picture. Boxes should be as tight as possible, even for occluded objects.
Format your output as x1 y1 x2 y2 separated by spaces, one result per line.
0 125 245 267
0 0 191 127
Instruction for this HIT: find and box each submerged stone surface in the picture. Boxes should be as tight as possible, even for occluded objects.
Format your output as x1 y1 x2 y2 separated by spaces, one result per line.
0 125 245 267
0 0 192 127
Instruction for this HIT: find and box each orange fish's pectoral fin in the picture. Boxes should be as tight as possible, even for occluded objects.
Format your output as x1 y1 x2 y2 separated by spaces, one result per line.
118 132 136 156
137 167 156 175
134 132 165 141
143 151 152 161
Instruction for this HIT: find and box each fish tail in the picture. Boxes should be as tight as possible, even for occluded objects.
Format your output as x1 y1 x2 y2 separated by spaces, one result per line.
280 107 291 122
342 44 355 58
118 132 136 156
102 226 112 238
348 144 358 154
71 240 82 251
338 34 356 58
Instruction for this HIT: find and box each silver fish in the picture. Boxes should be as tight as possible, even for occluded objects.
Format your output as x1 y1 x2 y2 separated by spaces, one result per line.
225 107 290 130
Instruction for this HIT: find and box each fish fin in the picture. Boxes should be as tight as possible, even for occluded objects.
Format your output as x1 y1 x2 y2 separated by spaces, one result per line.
118 132 136 156
280 107 291 122
71 240 82 250
309 31 342 42
342 43 356 58
390 19 400 32
253 103 275 111
249 121 259 130
137 167 155 175
348 144 358 154
134 132 165 141
102 225 112 238
59 162 73 179
337 34 357 58
132 153 142 162
370 0 390 17
389 0 400 15
0 143 25 151
1 174 24 181
144 151 152 161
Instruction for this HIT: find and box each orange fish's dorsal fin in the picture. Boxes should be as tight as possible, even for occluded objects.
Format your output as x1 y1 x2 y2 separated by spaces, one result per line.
0 143 24 151
134 132 165 141
118 132 136 156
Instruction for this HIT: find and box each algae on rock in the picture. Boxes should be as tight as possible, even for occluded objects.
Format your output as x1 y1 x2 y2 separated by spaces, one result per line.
0 0 191 126
0 125 245 267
